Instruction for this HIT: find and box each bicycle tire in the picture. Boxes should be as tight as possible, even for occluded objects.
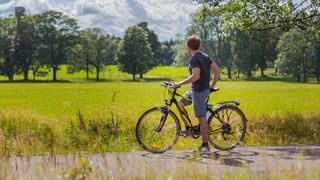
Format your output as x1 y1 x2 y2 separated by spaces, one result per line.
208 105 247 151
136 107 180 153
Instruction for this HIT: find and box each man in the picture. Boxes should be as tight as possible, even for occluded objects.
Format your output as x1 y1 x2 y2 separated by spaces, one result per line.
172 35 220 155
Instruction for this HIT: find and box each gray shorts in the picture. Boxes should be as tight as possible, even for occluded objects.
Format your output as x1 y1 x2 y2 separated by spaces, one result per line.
179 89 210 118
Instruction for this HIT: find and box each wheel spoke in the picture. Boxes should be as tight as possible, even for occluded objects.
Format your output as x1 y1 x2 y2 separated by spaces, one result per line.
210 128 224 134
226 109 234 124
230 116 241 126
212 113 225 124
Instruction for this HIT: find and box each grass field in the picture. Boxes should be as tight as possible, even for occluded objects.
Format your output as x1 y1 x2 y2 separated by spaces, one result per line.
0 65 278 81
0 65 189 81
0 66 319 155
0 80 319 120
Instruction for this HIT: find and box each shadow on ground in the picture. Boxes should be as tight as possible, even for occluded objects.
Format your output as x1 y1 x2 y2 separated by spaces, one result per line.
141 149 258 167
261 145 320 160
141 145 320 167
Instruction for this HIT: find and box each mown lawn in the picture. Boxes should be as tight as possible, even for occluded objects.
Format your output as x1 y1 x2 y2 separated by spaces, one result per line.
0 81 319 124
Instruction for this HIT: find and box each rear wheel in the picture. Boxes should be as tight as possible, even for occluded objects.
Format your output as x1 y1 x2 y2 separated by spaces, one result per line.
136 107 180 153
208 105 246 151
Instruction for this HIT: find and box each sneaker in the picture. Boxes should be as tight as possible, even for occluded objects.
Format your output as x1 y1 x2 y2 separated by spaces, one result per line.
179 130 189 137
199 145 211 156
179 127 190 137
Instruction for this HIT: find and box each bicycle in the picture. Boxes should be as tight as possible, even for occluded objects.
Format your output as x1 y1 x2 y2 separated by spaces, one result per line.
136 81 247 153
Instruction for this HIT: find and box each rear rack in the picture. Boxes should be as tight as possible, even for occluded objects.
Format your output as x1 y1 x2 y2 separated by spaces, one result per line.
216 101 240 106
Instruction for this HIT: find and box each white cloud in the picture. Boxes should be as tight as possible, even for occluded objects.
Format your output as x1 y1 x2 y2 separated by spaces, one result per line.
0 0 201 40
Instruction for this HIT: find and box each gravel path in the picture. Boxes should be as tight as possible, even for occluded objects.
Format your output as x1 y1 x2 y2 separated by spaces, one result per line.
2 145 320 179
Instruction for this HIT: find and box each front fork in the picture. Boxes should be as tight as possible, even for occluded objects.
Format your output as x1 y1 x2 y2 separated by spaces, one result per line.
154 100 171 132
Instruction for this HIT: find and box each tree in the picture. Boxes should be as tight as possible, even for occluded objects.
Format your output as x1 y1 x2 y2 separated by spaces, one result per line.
172 40 189 66
36 10 78 81
275 28 315 82
220 30 233 79
137 22 164 78
92 31 108 81
195 0 320 31
163 39 175 65
234 31 257 78
116 25 152 81
256 30 279 76
313 35 320 83
68 29 96 79
85 28 118 81
309 21 320 83
14 7 39 81
0 16 17 81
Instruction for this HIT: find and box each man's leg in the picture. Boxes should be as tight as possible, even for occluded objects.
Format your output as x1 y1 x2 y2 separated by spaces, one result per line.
178 101 188 116
178 90 192 126
198 117 208 144
192 89 211 155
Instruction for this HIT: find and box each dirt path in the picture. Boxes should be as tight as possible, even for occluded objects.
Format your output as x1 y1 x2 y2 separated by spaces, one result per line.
2 145 320 179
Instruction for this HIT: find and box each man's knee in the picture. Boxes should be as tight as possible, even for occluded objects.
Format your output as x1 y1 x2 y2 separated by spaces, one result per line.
198 117 207 124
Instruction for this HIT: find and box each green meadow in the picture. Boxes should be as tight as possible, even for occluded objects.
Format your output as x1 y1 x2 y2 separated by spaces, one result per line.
1 80 320 121
0 66 319 155
0 65 189 81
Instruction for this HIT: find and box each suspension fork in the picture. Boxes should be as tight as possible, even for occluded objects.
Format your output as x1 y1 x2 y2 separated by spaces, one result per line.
154 103 170 132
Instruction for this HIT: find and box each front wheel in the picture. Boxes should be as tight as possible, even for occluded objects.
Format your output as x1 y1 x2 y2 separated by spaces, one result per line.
208 105 247 151
136 107 180 153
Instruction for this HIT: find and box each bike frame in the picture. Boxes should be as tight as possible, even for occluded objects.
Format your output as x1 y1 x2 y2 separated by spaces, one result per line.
164 87 240 131
164 87 212 129
136 83 247 153
161 88 191 128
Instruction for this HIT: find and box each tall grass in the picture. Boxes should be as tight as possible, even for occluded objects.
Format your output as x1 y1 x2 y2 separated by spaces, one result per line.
0 109 320 179
64 110 136 153
0 109 319 156
0 111 55 156
0 109 139 156
247 112 320 146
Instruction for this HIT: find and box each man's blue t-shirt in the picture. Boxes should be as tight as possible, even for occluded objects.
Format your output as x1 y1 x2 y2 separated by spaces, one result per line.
189 52 213 92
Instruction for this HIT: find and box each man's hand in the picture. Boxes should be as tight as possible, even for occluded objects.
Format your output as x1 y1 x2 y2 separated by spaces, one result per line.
172 82 181 89
209 86 219 92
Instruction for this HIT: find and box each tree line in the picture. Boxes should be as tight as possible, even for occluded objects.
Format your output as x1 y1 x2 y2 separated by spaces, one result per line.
0 7 173 81
1 2 319 83
174 0 320 83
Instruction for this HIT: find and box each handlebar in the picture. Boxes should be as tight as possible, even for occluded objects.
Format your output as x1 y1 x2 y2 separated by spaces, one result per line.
161 81 174 88
161 81 219 93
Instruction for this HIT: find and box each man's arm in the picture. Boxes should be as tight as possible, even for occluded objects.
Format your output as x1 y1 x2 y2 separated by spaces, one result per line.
172 67 200 88
210 61 220 88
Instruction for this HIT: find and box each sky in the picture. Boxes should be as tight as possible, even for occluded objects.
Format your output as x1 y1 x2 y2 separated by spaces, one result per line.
0 0 201 40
